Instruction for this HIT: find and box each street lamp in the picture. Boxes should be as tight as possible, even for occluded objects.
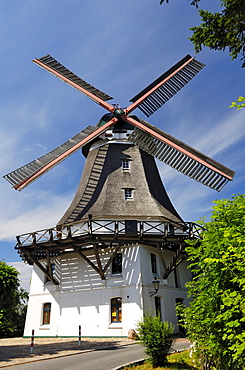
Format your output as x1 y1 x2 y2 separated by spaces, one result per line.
149 276 160 297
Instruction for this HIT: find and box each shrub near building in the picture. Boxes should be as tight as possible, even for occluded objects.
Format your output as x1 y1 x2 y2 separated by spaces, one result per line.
137 313 175 368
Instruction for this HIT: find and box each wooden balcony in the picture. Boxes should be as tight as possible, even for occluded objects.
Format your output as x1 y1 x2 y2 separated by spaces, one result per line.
15 218 203 281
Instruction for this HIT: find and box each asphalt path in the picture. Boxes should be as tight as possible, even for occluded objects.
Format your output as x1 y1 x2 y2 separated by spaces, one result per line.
9 340 191 370
8 344 143 370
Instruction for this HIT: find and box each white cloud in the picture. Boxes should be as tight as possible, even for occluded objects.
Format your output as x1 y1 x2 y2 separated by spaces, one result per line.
0 189 72 241
194 110 245 158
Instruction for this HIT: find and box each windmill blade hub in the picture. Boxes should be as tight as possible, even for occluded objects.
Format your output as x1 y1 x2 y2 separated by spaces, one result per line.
113 108 125 118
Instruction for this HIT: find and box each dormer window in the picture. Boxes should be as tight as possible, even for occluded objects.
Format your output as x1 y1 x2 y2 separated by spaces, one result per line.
122 159 130 171
124 188 133 200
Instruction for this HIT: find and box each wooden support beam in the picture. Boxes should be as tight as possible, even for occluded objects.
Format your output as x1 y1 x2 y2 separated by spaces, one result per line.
102 243 122 275
46 251 53 281
29 254 59 285
72 245 101 276
93 244 105 280
73 243 122 280
162 243 186 279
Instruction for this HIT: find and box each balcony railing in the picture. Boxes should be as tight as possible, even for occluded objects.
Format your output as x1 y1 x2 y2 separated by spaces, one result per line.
16 219 202 248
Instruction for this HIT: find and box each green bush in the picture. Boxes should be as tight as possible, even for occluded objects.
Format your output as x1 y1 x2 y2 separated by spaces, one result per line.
137 313 175 368
179 194 245 369
0 261 28 338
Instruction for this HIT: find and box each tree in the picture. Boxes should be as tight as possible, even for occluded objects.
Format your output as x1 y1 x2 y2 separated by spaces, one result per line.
137 313 175 368
160 0 245 68
178 194 245 369
0 261 28 338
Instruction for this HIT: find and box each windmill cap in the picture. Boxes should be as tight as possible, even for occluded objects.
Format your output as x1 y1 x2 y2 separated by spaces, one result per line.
97 113 138 131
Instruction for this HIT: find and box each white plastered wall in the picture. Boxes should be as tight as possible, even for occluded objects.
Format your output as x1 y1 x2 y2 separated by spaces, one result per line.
24 243 191 337
24 245 143 337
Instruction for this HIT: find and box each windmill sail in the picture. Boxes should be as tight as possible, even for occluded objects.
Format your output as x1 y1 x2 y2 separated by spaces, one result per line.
3 120 117 191
126 118 235 191
3 53 235 192
128 55 205 117
32 55 114 109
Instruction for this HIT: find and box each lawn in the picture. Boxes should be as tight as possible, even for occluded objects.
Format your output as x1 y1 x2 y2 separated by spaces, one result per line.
123 350 199 370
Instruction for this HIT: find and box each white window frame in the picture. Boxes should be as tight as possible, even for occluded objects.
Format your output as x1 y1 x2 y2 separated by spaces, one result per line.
124 188 133 200
122 159 130 171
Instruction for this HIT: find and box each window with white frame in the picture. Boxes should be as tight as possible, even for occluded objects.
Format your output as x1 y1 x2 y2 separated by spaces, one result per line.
111 297 122 322
42 302 51 325
124 188 133 200
122 159 130 170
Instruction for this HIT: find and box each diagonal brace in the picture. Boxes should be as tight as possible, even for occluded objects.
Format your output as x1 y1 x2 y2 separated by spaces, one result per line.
29 254 59 285
163 243 186 279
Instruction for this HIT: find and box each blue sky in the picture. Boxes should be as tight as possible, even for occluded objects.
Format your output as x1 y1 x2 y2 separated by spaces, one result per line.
1 0 245 289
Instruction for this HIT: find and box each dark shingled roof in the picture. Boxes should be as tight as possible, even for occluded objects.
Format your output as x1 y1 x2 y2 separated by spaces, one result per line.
57 141 183 226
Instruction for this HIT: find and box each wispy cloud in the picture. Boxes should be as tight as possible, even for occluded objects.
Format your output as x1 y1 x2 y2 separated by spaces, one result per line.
0 189 72 241
193 110 245 158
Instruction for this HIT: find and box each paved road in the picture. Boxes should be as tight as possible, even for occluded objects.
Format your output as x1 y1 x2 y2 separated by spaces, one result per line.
9 340 191 370
9 344 144 370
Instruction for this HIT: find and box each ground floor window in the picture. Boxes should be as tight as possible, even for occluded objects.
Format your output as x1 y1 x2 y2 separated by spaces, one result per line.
111 297 122 322
42 303 51 325
154 296 162 320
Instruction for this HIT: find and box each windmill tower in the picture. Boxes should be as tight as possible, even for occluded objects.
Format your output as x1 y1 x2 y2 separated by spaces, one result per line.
4 55 235 337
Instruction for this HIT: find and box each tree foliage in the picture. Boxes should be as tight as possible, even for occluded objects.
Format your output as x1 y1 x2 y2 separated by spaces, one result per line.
160 0 245 68
179 194 245 369
137 313 175 368
229 96 245 109
0 261 28 338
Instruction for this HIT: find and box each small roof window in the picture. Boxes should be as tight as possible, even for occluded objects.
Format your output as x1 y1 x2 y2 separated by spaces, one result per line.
122 159 130 170
124 188 133 200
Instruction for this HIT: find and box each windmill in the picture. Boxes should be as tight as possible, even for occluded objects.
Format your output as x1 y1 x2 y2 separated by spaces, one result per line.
4 54 235 192
5 55 236 337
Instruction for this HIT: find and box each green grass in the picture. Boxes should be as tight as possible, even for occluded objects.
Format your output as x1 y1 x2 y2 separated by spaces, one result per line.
123 350 199 370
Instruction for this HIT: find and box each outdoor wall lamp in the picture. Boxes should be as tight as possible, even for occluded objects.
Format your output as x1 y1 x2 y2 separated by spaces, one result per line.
149 276 160 297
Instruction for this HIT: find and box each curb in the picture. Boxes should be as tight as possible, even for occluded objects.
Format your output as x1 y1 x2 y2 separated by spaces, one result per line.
111 358 145 370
